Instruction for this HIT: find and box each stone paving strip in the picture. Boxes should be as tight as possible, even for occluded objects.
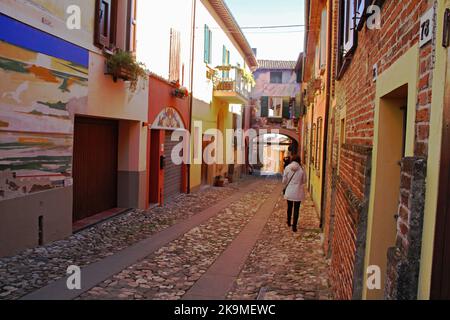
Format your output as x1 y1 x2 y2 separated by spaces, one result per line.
226 196 333 300
79 180 279 300
0 178 255 300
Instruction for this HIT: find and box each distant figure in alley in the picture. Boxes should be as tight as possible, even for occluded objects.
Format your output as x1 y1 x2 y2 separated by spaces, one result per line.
282 155 307 233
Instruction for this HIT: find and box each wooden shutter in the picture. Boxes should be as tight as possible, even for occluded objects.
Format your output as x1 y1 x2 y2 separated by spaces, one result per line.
169 28 181 82
260 96 269 117
282 97 291 119
95 0 112 47
126 0 137 52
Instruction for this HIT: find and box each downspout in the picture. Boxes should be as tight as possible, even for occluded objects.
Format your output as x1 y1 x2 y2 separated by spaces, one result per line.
187 0 197 194
320 0 333 229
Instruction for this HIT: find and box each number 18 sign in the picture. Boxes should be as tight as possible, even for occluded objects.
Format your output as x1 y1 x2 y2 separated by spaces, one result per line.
420 7 435 48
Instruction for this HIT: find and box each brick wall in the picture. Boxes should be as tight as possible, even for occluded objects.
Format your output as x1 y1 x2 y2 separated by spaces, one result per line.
324 0 435 299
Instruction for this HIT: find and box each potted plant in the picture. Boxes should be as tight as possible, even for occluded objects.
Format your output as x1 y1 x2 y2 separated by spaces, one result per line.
214 175 225 187
106 49 148 92
240 67 256 87
171 81 189 99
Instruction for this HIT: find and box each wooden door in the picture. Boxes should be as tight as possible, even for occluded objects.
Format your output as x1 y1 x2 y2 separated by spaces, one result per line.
431 47 450 299
73 117 118 222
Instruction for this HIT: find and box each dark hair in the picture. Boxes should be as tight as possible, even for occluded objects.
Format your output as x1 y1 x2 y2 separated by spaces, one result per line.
291 155 301 165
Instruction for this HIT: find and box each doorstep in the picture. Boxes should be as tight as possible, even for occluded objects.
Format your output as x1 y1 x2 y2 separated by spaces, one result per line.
72 208 131 233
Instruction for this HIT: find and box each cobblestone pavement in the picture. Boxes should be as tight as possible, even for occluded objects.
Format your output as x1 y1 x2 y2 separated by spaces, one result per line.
79 180 279 300
227 196 333 300
0 179 252 300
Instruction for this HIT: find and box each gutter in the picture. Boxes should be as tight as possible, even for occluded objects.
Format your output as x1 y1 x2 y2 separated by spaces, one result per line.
187 0 197 194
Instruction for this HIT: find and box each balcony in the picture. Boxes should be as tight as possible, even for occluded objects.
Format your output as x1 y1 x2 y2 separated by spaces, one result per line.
213 66 252 104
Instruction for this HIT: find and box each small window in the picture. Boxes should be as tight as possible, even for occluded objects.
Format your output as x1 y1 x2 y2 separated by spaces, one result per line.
270 72 283 84
269 97 283 118
316 117 323 171
311 124 317 165
95 0 118 48
126 0 137 52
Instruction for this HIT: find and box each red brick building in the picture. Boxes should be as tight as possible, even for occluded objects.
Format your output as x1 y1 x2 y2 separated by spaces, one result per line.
304 0 449 299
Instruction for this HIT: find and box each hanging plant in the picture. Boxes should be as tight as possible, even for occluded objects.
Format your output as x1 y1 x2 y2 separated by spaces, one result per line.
172 86 189 99
106 49 148 92
240 67 256 87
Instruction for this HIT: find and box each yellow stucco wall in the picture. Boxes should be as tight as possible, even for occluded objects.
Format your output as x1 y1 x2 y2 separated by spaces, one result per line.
190 98 235 190
363 44 419 300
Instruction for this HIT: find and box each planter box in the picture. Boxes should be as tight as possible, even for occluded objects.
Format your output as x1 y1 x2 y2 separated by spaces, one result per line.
107 66 134 82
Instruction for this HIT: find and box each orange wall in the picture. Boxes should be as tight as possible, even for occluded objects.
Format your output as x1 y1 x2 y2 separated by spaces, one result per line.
146 75 190 206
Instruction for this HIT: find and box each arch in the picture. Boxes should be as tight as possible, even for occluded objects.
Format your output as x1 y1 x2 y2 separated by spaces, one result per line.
254 127 300 144
151 107 185 130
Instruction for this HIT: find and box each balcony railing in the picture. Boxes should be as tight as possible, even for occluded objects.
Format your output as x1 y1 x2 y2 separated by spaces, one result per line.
213 66 251 101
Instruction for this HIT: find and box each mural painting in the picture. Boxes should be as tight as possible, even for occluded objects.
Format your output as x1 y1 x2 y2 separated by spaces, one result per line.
0 41 88 200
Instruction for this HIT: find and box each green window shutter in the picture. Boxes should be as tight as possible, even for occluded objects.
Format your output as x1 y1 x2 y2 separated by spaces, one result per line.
294 96 301 118
204 25 209 63
204 25 212 64
282 97 291 119
208 30 212 63
260 97 269 117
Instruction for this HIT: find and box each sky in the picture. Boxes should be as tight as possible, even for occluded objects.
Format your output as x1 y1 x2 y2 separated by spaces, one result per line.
225 0 305 62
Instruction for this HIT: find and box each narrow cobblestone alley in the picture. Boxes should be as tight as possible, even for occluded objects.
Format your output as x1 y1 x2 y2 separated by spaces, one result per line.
1 177 331 300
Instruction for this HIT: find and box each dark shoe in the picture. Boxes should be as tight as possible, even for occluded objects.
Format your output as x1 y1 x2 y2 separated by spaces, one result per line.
292 226 298 233
287 221 292 227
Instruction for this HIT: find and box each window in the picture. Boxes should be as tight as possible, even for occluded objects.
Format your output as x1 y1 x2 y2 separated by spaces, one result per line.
336 0 357 78
269 97 283 118
311 124 317 165
95 0 117 48
222 45 230 78
316 117 323 171
126 0 137 51
270 72 283 84
95 0 137 51
204 25 212 64
319 9 327 70
338 118 346 174
169 28 181 82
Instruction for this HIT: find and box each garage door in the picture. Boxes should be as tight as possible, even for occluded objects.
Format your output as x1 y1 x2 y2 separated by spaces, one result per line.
73 117 118 222
164 131 182 201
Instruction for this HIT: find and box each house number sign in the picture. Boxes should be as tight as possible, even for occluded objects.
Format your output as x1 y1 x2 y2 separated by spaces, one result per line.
420 7 435 48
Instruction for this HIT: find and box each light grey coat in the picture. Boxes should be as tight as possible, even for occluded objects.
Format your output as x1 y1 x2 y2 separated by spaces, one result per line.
282 161 307 202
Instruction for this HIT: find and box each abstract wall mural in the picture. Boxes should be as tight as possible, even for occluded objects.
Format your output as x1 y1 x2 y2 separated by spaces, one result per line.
0 40 88 200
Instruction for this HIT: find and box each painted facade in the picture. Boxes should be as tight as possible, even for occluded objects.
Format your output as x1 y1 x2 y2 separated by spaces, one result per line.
250 61 302 144
189 0 258 190
0 1 149 257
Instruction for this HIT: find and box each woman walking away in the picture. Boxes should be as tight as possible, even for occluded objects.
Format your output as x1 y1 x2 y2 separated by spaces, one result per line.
282 155 306 232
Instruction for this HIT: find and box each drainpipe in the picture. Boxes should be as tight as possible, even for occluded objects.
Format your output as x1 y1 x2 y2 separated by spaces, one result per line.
187 0 197 194
320 0 333 229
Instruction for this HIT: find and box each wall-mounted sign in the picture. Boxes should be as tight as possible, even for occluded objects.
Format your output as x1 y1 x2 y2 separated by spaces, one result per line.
420 7 435 48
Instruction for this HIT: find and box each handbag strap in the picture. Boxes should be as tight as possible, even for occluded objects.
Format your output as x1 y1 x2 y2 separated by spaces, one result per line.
285 171 295 189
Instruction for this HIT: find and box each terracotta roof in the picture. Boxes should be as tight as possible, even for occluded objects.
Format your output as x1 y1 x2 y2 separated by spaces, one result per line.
207 0 258 69
257 60 297 70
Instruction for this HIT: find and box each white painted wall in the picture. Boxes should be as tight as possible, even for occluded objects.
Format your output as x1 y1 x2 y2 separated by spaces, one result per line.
193 0 253 104
136 0 194 89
